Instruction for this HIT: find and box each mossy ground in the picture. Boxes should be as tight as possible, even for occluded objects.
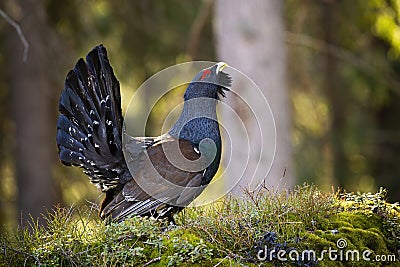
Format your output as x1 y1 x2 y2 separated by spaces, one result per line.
0 184 399 266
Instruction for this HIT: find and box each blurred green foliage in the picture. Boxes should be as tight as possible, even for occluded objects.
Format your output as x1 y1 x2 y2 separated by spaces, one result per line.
286 0 400 197
370 0 400 58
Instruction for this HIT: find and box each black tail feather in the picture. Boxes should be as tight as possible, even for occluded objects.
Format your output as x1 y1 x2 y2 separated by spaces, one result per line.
56 45 127 191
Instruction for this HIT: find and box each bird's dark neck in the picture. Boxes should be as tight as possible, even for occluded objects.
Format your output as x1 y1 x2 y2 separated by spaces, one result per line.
169 98 221 145
169 97 222 185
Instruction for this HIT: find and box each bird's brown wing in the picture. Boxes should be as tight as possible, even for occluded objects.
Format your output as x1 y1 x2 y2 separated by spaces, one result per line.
100 136 207 221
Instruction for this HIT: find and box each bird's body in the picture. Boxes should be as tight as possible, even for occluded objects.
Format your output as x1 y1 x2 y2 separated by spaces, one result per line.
56 45 231 222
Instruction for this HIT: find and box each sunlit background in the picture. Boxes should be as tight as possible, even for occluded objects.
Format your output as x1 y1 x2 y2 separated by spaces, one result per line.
1 0 400 230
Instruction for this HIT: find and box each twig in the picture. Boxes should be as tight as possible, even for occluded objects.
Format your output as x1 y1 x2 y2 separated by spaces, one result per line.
285 31 400 96
85 198 101 212
3 245 41 266
216 248 246 263
213 255 229 267
186 0 213 58
141 256 161 267
0 9 29 61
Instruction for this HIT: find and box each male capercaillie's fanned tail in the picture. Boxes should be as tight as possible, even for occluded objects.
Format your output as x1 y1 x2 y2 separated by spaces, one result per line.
57 45 128 191
56 44 232 222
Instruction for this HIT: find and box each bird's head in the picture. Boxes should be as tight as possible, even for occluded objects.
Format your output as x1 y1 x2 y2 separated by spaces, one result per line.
184 62 232 101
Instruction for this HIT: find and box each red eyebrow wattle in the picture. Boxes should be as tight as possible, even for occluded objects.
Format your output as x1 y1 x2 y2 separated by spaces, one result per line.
200 69 211 80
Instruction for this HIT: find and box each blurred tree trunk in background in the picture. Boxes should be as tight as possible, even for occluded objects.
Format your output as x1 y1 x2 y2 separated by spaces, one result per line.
322 0 347 188
214 0 294 193
5 0 59 225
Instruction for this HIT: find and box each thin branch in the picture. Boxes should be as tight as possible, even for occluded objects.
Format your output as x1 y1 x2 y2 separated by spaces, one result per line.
0 9 29 62
141 257 161 267
213 255 229 267
285 31 400 96
2 244 41 266
186 0 213 59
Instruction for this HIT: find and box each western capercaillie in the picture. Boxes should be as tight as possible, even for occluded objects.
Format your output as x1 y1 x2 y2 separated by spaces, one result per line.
56 45 231 222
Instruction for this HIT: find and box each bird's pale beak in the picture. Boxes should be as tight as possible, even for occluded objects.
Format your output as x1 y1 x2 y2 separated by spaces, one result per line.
216 62 228 74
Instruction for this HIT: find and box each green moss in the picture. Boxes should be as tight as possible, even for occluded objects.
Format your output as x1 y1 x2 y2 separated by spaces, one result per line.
158 230 215 266
1 185 399 266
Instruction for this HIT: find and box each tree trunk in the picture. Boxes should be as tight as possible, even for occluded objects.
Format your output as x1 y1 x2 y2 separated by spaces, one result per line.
5 0 59 225
214 0 294 193
322 0 346 187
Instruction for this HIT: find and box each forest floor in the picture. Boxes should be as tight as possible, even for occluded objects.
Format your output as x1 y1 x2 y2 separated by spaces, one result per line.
0 184 399 266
